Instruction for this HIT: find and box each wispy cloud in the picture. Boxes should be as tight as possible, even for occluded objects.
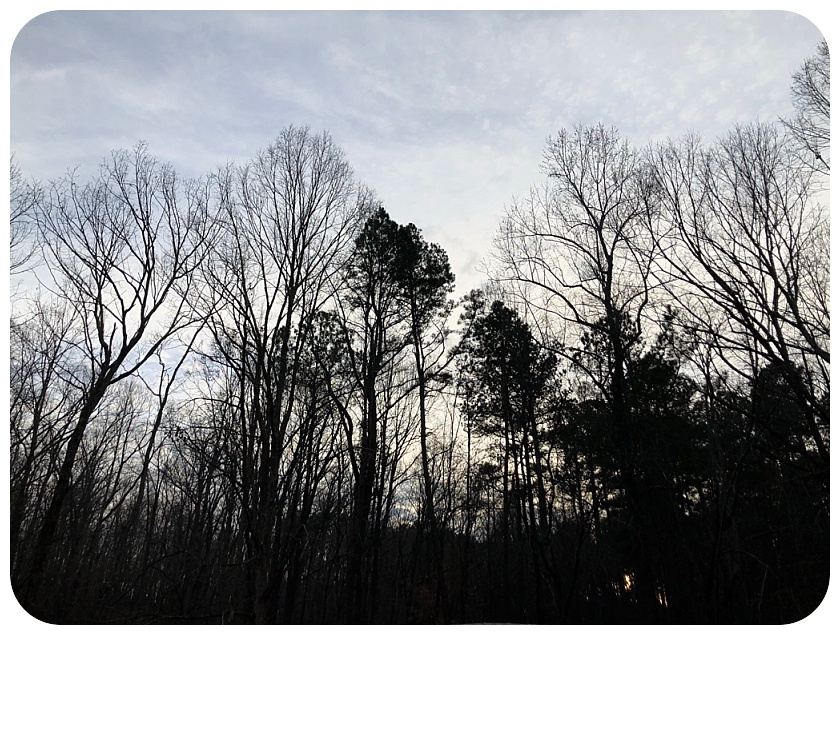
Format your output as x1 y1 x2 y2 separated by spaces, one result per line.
10 9 827 294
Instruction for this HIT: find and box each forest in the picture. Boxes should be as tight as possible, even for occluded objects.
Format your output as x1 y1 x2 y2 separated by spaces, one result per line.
10 41 829 624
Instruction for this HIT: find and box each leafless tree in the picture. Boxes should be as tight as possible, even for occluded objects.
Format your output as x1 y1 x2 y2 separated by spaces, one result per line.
782 39 829 173
493 124 659 394
10 300 79 580
649 123 829 468
19 143 213 615
492 124 672 618
196 127 368 623
10 157 41 274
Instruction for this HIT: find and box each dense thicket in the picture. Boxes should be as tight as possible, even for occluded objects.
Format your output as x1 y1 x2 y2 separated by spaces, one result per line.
10 44 829 624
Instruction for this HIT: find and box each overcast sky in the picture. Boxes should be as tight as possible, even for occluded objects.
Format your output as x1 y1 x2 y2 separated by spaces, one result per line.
9 9 828 296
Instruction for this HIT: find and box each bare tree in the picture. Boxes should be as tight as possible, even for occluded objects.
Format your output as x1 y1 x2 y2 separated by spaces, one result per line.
493 124 658 395
650 123 829 470
196 127 367 623
10 300 79 580
10 157 41 274
782 39 829 173
19 144 212 616
492 124 670 619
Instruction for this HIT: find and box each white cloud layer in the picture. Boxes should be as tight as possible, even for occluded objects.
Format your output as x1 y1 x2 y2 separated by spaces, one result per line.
9 8 828 295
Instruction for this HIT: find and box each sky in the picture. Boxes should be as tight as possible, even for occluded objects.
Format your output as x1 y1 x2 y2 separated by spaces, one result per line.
4 4 837 730
8 8 829 298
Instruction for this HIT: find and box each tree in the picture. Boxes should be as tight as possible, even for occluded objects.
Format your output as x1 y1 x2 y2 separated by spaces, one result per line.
196 127 367 624
330 207 407 622
10 300 79 582
10 157 41 274
492 124 667 618
392 221 455 621
392 223 454 525
456 296 559 620
646 69 830 620
782 39 829 173
650 123 829 478
17 144 213 618
321 207 458 622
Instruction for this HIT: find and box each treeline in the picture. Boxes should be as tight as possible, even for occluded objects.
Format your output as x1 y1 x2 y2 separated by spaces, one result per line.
10 42 829 624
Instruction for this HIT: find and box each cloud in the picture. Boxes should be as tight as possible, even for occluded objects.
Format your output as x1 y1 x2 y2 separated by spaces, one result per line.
10 9 826 295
